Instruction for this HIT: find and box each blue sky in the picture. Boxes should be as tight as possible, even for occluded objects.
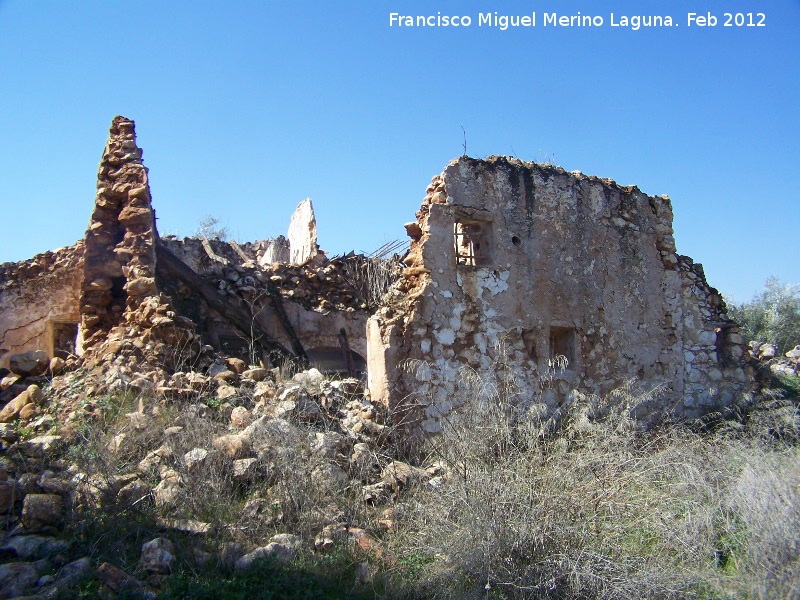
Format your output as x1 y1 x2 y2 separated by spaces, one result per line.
0 0 797 302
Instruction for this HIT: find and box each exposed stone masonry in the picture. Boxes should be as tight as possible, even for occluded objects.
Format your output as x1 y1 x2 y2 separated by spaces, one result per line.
0 119 759 437
79 116 157 352
0 244 84 370
367 156 753 432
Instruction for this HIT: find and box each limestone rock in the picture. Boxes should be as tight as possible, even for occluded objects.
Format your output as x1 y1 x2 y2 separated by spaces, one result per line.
9 350 49 376
758 344 778 360
155 517 213 535
95 562 141 594
0 385 44 423
0 480 21 514
16 434 66 458
0 561 39 598
292 367 325 390
0 423 16 442
234 534 302 571
232 458 261 483
314 523 347 553
215 383 237 400
37 471 72 495
141 537 175 573
311 431 347 460
0 535 70 560
257 235 290 266
242 417 303 454
230 406 252 429
116 480 153 507
153 469 183 508
225 357 247 374
51 556 92 589
212 434 252 459
288 198 318 265
183 448 218 474
124 276 156 296
0 374 20 390
242 368 269 382
49 356 66 374
21 493 62 530
253 381 276 403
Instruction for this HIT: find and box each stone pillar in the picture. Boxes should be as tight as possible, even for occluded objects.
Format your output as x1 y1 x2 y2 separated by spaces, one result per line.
78 116 156 352
287 198 318 265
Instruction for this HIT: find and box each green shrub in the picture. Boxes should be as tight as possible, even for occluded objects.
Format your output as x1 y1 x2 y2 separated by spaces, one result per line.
728 277 800 353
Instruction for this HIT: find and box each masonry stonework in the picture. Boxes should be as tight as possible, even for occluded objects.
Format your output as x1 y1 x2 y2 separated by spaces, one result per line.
78 116 158 354
0 120 755 434
367 157 753 432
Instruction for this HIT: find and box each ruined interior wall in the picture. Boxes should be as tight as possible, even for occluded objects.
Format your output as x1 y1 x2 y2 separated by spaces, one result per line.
369 156 752 432
0 244 84 369
158 237 370 368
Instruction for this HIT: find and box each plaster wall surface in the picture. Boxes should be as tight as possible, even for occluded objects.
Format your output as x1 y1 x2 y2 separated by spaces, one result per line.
0 244 84 369
368 157 752 432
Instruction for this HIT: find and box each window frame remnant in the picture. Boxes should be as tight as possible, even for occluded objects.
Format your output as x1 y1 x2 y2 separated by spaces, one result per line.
51 321 79 359
454 219 491 267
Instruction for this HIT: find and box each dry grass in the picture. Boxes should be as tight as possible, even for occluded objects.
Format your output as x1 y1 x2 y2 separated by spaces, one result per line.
382 367 800 599
56 361 800 599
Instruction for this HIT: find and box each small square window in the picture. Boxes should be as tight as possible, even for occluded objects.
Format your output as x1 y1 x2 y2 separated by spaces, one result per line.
454 220 491 267
549 326 575 365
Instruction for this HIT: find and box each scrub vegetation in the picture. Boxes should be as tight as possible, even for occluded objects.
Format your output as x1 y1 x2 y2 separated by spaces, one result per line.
48 362 798 600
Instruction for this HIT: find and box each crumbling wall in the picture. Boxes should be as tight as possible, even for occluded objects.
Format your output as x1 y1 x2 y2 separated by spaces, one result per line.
0 244 84 370
288 198 318 266
78 116 158 353
158 236 378 372
368 156 752 432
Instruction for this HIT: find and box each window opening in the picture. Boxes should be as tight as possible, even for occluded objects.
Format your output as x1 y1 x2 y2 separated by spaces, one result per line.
549 326 575 365
454 220 490 267
52 322 78 358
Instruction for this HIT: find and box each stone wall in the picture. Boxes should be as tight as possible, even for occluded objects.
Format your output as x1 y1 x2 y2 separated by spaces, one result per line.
367 156 753 432
0 244 84 370
78 116 157 354
157 236 378 372
0 120 755 433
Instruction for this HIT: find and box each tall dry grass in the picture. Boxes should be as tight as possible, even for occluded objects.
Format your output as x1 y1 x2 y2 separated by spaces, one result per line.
384 362 800 599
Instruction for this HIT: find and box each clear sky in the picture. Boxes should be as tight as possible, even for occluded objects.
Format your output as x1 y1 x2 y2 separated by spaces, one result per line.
0 0 797 303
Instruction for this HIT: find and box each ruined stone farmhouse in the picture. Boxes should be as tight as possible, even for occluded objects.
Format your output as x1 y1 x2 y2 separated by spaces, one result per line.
0 116 754 431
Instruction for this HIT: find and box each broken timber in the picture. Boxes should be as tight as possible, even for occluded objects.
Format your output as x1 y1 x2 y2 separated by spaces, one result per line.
157 244 296 365
267 286 309 368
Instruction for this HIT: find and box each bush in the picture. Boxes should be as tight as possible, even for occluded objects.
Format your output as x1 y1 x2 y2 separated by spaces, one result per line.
728 277 800 353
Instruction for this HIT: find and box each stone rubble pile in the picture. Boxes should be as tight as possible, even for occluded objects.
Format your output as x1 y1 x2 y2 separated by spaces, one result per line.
191 249 403 314
0 356 436 597
0 243 84 295
750 341 800 380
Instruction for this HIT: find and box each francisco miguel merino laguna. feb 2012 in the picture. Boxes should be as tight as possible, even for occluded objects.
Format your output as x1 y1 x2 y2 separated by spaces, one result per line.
388 11 756 30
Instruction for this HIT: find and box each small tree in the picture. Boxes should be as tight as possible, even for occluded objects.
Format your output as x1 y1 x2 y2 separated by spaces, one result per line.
728 277 800 353
194 214 229 241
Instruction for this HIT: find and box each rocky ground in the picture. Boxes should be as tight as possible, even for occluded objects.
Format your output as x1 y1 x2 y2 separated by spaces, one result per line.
0 347 438 599
0 341 798 599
